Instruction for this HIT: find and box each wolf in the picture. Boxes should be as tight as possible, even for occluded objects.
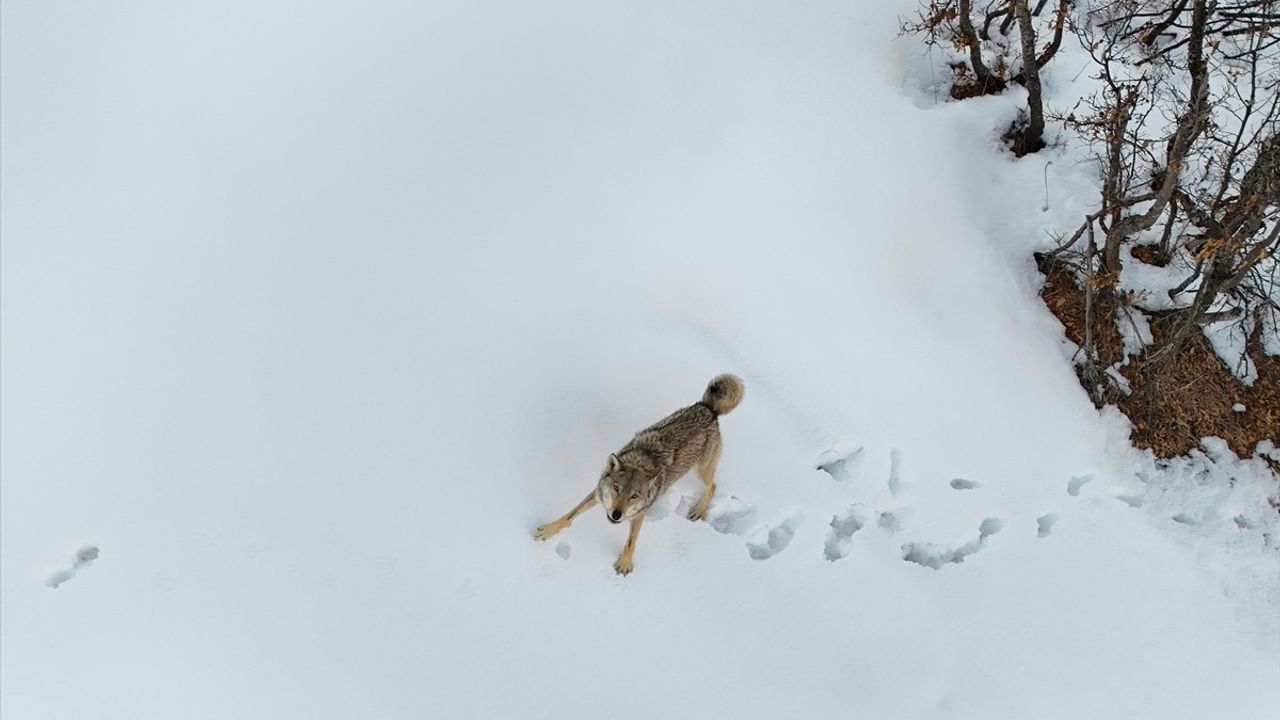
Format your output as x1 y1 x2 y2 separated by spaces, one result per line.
533 374 745 575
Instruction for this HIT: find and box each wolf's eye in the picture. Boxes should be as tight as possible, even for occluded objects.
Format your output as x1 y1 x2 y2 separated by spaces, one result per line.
630 492 640 500
612 483 620 493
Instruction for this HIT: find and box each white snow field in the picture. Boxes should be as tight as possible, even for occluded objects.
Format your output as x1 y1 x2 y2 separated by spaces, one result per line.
2 2 1277 719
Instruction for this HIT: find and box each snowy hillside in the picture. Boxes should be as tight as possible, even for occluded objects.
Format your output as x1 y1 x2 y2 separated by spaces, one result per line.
2 2 1276 719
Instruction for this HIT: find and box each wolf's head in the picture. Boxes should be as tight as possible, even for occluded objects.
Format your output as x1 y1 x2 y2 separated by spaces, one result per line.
596 454 658 524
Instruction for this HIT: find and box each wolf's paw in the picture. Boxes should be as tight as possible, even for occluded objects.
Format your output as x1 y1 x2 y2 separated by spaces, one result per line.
687 506 708 522
613 556 634 575
532 522 564 541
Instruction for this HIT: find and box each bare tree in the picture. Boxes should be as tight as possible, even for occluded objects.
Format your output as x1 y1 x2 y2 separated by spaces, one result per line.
901 0 1072 153
960 0 1007 93
1049 0 1279 399
1013 0 1048 151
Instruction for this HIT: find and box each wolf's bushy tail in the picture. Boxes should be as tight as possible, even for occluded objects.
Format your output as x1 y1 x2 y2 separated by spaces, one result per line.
702 374 745 416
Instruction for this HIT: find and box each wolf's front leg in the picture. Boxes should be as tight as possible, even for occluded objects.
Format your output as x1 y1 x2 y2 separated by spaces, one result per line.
613 515 645 575
533 490 598 540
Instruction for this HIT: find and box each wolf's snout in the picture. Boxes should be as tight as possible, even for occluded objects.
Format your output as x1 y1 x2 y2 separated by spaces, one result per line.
608 509 623 523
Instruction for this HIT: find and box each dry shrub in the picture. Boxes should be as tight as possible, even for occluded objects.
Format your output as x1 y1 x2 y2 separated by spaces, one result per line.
1038 256 1279 459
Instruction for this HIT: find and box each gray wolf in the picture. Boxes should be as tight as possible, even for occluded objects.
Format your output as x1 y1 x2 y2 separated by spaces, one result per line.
533 374 745 575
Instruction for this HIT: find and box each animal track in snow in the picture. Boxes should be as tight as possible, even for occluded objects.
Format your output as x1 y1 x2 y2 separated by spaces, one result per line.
816 446 864 483
1115 493 1144 508
747 512 803 560
901 518 1003 570
1066 474 1094 496
151 571 178 592
888 448 907 496
877 511 902 533
1036 513 1058 537
949 478 982 490
554 542 572 560
824 504 869 561
705 496 758 536
46 546 100 589
673 491 786 562
374 555 398 577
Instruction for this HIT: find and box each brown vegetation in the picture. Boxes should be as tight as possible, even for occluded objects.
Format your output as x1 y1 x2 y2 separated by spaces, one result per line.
1038 254 1279 459
904 0 1280 467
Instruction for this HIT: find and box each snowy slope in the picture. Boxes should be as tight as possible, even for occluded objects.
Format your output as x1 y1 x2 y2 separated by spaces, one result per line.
2 2 1276 719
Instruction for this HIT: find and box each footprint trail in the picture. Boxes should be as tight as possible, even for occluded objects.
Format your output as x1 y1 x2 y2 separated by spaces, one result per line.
816 447 865 483
747 512 803 560
901 518 1004 570
824 504 869 561
46 546 100 589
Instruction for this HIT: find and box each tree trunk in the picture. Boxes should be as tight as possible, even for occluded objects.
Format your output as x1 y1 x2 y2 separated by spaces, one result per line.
1013 0 1046 152
1101 0 1210 274
959 0 1004 93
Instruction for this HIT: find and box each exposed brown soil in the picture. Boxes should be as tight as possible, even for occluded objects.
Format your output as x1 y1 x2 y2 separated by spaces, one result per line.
1037 255 1279 462
950 78 1007 100
948 63 1007 100
1128 243 1169 267
1003 120 1046 157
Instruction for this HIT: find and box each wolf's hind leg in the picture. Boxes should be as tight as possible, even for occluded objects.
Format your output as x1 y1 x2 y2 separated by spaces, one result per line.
689 442 721 521
534 490 597 540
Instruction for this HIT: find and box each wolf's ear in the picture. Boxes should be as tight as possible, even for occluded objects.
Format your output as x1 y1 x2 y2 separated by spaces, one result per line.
607 454 622 473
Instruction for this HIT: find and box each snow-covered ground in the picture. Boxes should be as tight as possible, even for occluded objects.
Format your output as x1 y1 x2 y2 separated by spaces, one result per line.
2 2 1276 718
